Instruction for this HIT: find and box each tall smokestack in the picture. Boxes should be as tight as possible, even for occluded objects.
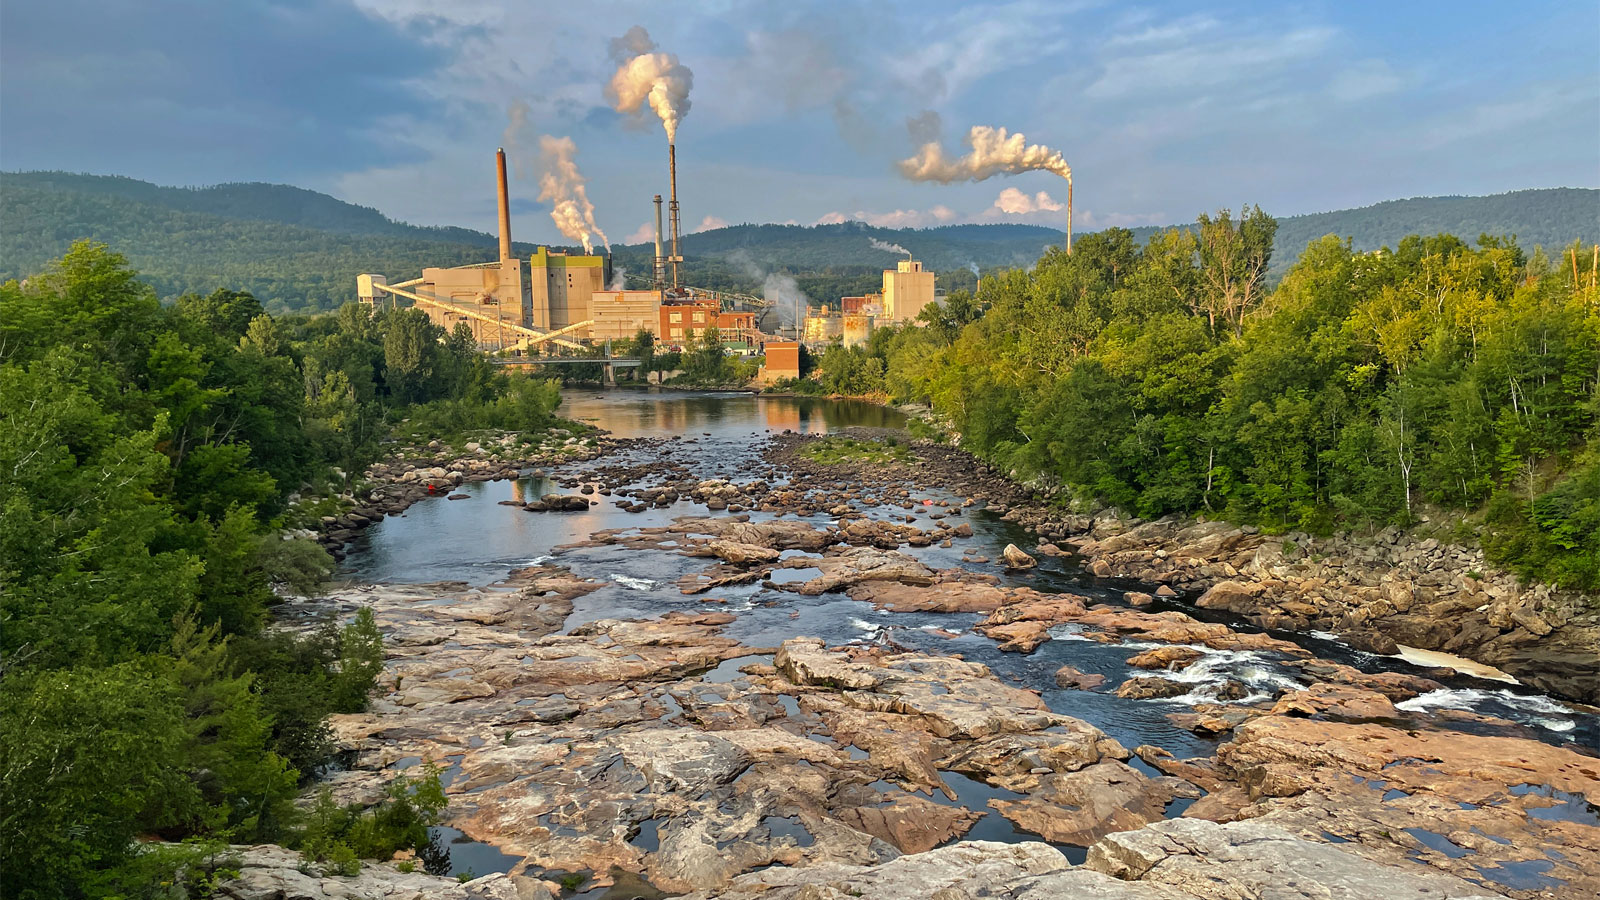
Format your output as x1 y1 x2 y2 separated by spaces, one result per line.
496 148 512 262
668 142 682 290
1066 176 1073 254
653 194 665 293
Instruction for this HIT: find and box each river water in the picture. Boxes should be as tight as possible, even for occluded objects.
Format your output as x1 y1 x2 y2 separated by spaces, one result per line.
340 390 1597 878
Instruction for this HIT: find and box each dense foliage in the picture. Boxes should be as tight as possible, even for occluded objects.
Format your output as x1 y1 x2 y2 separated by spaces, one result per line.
837 216 1600 590
0 242 563 896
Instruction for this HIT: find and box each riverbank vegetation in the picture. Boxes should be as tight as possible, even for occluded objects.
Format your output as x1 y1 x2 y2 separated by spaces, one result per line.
0 242 564 895
831 216 1599 591
798 435 915 466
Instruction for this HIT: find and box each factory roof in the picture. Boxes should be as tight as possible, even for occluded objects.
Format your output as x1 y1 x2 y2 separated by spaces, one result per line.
531 246 604 268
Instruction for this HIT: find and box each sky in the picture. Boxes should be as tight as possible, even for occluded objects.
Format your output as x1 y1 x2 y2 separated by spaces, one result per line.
3 0 1597 246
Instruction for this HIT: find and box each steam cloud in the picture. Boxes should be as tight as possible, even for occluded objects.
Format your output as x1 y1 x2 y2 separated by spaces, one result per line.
899 125 1071 184
730 249 809 332
608 265 628 291
606 26 694 142
502 100 533 178
763 273 808 331
537 135 610 255
869 237 912 257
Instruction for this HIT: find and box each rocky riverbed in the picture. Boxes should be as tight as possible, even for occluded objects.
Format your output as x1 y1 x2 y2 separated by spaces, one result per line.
237 392 1596 900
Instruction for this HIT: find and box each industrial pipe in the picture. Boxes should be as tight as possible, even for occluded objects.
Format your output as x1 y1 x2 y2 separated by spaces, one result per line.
496 148 512 262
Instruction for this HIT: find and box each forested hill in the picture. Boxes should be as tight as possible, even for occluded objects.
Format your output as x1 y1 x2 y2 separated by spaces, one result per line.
3 169 1594 312
623 189 1600 278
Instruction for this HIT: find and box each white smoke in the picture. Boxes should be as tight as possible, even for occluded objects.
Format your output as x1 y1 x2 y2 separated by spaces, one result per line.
966 262 980 276
763 273 809 330
502 100 533 178
869 237 912 257
730 249 809 331
608 265 628 291
537 135 610 255
606 26 693 142
899 125 1071 184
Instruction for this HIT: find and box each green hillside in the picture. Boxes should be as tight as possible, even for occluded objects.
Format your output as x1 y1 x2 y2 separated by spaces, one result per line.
3 170 1594 312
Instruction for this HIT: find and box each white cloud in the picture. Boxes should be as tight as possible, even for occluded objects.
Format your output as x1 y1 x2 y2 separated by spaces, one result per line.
991 186 1063 214
814 207 958 228
623 221 655 244
1085 20 1336 101
693 214 729 232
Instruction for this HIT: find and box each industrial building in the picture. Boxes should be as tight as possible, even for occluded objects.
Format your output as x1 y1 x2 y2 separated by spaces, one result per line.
795 257 938 350
357 145 771 359
357 149 594 352
589 290 662 343
757 340 802 384
530 247 608 332
882 258 936 323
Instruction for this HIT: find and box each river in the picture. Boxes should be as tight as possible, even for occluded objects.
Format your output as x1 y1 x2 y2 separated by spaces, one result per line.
338 390 1597 886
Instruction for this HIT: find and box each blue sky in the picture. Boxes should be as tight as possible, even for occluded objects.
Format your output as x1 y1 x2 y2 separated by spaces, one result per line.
3 0 1596 245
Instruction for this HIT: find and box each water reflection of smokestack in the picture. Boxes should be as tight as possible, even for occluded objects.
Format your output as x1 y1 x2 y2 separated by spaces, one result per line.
496 148 512 262
669 142 682 290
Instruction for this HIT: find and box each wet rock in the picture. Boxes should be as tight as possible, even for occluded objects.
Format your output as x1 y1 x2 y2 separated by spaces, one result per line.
1126 647 1204 671
1115 677 1191 700
831 799 981 854
1337 627 1400 656
987 760 1196 847
690 540 783 566
790 548 935 596
1002 544 1037 569
1053 665 1107 691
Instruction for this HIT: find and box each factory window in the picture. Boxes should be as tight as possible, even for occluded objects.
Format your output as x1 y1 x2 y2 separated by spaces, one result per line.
692 312 705 323
669 312 682 323
670 328 683 339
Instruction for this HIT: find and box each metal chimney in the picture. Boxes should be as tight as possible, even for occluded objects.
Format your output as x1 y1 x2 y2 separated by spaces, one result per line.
496 148 513 262
653 194 665 293
1065 175 1073 254
668 142 682 290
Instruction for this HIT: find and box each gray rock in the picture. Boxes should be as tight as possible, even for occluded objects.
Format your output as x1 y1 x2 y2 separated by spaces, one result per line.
1086 819 1505 899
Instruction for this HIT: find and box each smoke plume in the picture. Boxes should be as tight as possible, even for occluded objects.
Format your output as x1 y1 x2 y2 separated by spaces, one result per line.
606 26 693 142
899 125 1071 184
763 273 809 331
730 249 810 332
608 265 628 291
537 135 609 255
869 237 912 257
501 100 533 178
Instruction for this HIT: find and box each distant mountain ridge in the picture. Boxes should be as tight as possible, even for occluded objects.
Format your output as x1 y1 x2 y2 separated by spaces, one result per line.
2 170 1594 312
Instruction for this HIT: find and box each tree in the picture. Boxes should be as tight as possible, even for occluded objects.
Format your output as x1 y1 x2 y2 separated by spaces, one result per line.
0 664 195 896
1195 206 1277 336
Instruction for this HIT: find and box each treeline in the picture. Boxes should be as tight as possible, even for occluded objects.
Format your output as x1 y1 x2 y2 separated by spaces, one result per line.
818 214 1600 590
0 242 564 895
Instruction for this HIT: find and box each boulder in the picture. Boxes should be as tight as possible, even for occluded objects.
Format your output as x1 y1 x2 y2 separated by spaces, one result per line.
1001 544 1037 569
1054 665 1107 691
1114 677 1191 701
